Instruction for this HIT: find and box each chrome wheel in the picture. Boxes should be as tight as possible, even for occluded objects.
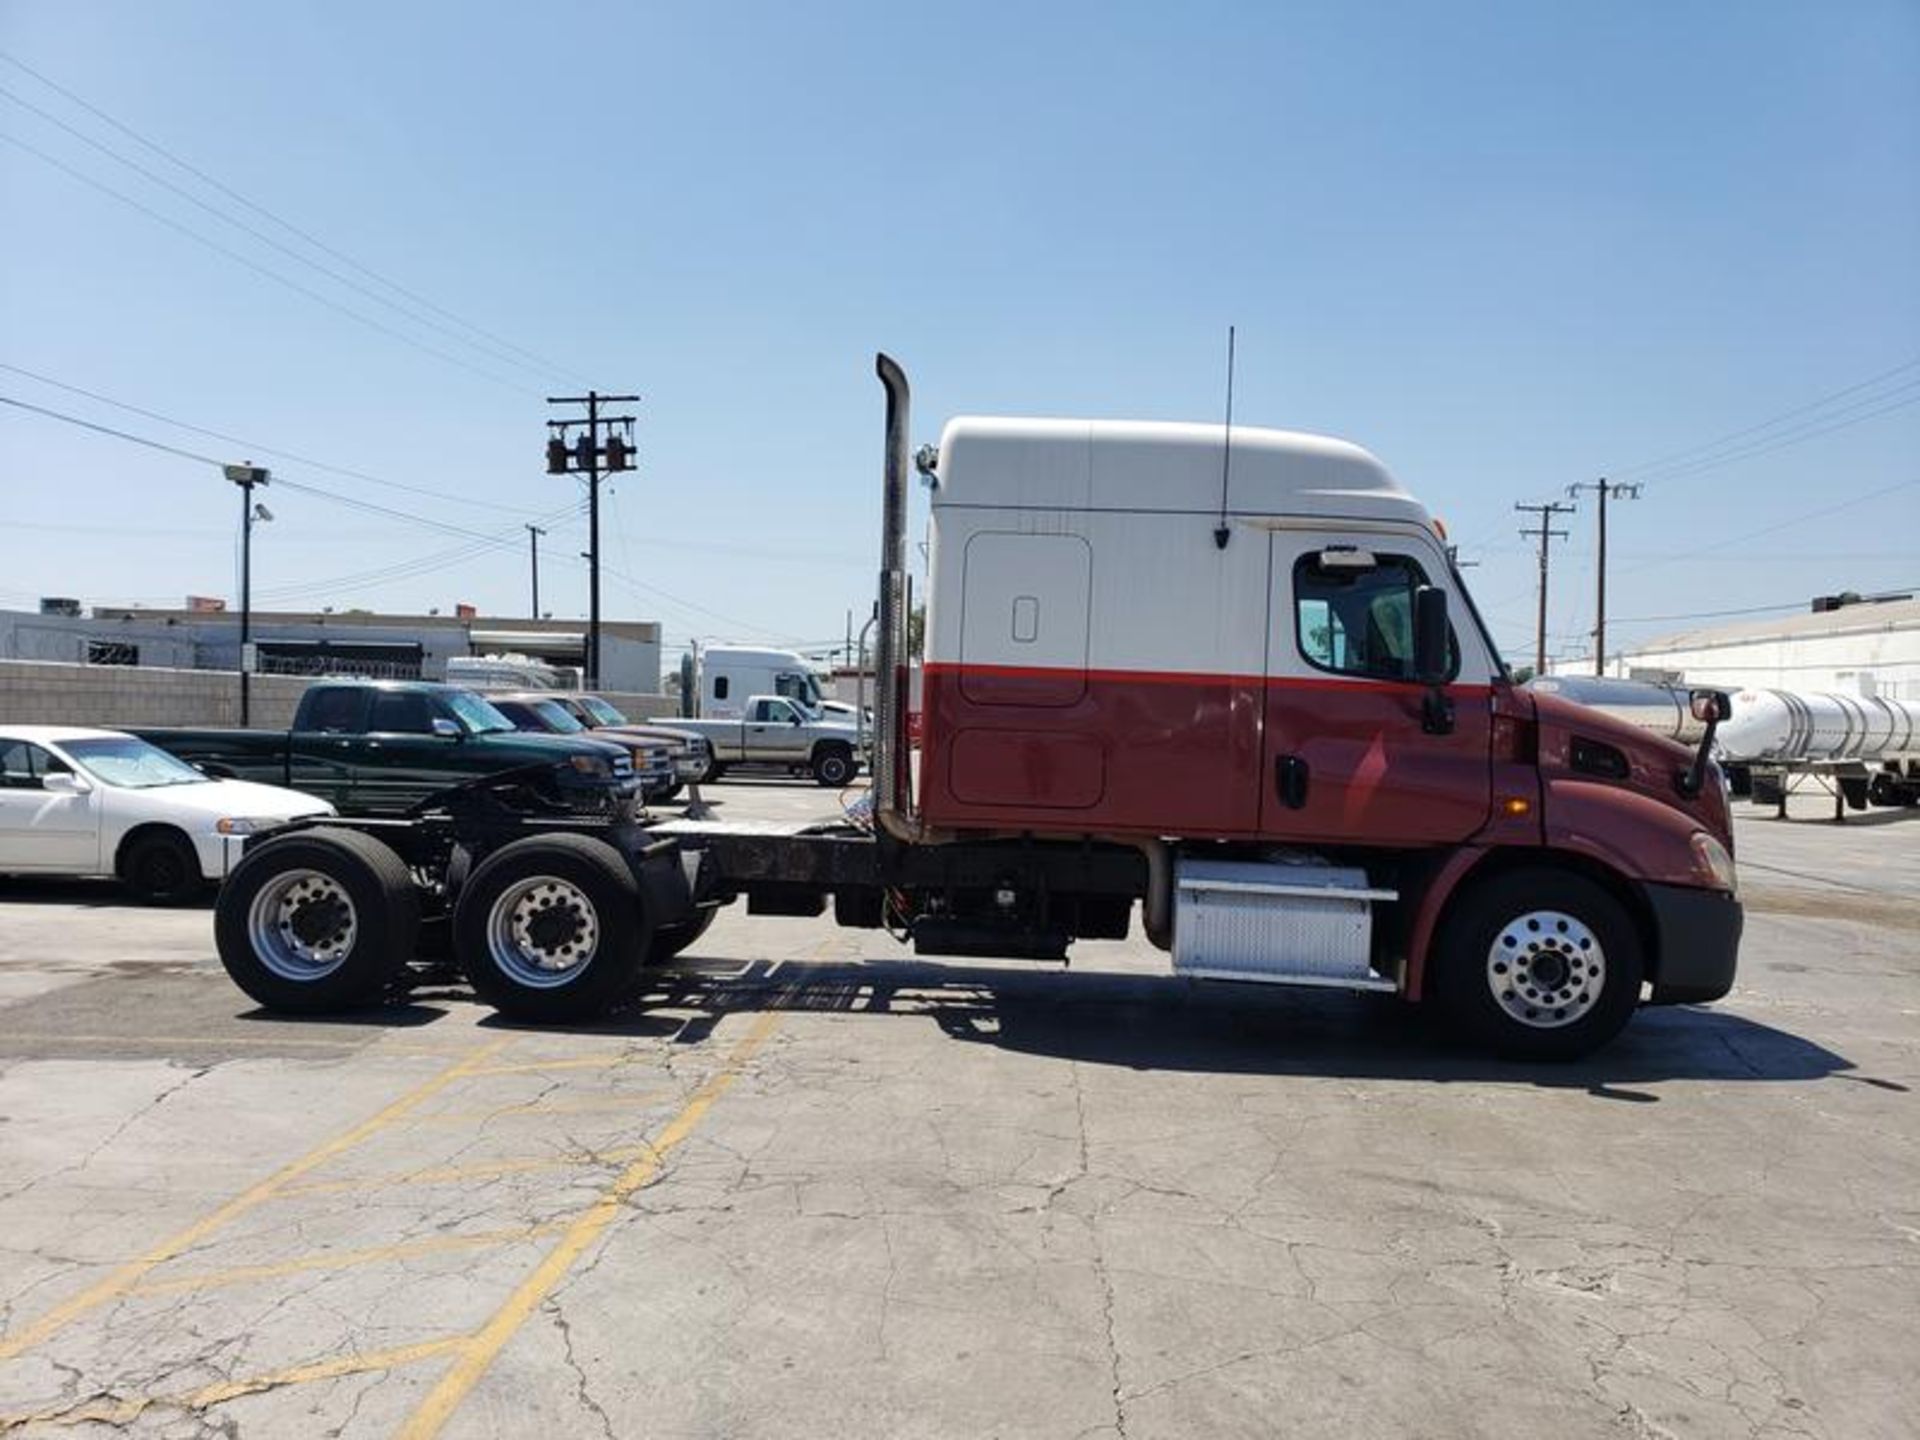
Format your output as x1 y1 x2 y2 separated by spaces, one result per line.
247 868 358 982
1486 909 1604 1029
484 876 601 989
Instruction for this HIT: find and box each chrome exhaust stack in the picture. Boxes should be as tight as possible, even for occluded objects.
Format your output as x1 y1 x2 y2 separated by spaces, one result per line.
873 353 922 844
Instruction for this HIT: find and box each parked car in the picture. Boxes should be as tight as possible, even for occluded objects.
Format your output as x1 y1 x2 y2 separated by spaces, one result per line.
674 694 864 786
133 680 638 817
485 695 677 800
495 692 712 801
0 726 334 903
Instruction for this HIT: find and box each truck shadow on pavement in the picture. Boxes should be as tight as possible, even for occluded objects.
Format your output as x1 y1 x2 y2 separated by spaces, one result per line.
478 955 1877 1100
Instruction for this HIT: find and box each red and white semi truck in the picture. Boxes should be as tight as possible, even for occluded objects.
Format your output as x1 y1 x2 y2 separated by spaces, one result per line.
212 355 1742 1059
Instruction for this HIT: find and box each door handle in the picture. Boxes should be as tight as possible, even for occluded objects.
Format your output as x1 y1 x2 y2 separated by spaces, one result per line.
1275 755 1309 810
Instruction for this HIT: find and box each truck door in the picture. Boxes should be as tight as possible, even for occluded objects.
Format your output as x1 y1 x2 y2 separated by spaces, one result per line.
358 689 453 813
747 698 809 762
288 686 367 810
1259 531 1492 845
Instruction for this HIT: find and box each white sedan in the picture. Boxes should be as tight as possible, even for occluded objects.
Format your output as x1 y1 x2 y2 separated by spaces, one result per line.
0 725 334 904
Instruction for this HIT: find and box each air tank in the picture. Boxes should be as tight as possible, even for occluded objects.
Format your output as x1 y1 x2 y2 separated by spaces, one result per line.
1525 676 1706 744
1716 689 1920 765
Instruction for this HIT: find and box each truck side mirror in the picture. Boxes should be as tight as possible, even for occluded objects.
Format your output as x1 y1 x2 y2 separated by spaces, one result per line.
1688 689 1731 724
431 718 462 739
1413 585 1450 686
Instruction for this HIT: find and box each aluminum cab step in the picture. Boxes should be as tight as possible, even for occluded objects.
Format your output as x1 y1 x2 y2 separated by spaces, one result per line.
1172 856 1398 992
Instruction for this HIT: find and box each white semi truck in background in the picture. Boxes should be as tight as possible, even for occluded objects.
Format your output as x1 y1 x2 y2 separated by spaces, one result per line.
677 645 830 720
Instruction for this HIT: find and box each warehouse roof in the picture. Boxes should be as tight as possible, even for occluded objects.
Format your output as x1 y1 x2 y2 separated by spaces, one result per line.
1635 596 1920 654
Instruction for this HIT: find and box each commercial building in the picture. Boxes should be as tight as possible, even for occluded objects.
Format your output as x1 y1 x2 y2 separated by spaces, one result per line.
1559 592 1919 700
0 602 663 693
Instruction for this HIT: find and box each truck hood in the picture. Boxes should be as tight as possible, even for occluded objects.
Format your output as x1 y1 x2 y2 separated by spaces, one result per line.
1529 690 1732 847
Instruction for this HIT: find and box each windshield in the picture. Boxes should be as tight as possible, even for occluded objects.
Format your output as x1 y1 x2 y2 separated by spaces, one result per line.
532 700 586 733
581 695 628 726
444 690 517 734
62 736 210 788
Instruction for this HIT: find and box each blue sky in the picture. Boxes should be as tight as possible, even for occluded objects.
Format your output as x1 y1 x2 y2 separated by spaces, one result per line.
2 0 1916 672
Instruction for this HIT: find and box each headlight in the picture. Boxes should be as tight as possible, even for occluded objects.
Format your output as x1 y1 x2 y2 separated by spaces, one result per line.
1688 832 1738 894
215 817 268 835
567 754 613 777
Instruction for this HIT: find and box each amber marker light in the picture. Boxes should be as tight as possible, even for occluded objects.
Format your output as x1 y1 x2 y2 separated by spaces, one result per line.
1500 796 1532 817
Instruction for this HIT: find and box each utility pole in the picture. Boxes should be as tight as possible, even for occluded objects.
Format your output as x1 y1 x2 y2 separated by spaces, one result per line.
1515 500 1575 678
546 391 638 686
1566 478 1641 676
224 463 271 726
525 524 547 618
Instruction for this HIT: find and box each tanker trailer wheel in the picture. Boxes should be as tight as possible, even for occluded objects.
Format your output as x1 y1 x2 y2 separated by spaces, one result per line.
453 833 646 1023
214 828 418 1013
1430 868 1643 1061
646 904 717 967
811 743 855 788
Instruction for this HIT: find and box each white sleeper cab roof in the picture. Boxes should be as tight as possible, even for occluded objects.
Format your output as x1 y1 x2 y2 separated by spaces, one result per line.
934 417 1430 526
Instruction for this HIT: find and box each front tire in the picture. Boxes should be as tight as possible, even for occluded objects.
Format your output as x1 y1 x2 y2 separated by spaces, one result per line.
453 833 647 1023
1430 868 1643 1061
811 744 855 788
121 829 204 905
214 828 418 1012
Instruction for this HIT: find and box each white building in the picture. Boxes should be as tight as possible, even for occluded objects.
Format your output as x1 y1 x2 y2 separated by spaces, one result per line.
1559 594 1920 701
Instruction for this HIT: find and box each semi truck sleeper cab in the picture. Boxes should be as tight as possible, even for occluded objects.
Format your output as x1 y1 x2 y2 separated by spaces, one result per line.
212 354 1741 1060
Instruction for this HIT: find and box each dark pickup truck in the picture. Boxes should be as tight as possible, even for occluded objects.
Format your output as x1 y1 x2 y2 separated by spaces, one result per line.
136 681 638 816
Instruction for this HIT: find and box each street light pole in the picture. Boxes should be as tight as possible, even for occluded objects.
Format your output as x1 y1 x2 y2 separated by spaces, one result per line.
224 463 271 726
526 524 547 618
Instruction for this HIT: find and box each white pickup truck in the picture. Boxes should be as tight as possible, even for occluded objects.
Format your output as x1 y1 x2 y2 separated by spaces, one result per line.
674 696 865 786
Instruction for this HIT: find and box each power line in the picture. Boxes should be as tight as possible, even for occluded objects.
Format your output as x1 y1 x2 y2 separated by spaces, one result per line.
1612 477 1918 579
1 392 222 466
1 362 545 516
1612 358 1920 484
0 82 561 387
4 392 811 638
1628 382 1920 488
0 48 590 386
0 130 529 393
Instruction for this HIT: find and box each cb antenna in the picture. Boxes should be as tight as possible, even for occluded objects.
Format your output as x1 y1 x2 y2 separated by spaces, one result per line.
1213 324 1236 550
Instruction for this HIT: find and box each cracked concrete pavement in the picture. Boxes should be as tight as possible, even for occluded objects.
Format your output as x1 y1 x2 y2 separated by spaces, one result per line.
0 780 1913 1438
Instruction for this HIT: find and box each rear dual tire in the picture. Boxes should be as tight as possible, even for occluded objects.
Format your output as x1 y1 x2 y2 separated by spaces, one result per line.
453 833 649 1024
214 828 418 1012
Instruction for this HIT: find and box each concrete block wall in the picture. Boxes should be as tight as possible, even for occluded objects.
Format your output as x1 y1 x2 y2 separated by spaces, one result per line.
0 661 687 731
0 660 312 729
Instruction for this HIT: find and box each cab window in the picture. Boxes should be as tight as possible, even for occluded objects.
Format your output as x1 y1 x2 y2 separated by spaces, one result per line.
1294 552 1454 681
368 691 435 734
304 688 366 733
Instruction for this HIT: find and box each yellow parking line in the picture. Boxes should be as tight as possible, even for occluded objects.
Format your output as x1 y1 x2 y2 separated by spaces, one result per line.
402 1090 672 1126
125 1222 571 1298
0 1334 469 1431
461 1051 644 1076
0 1035 515 1362
275 1146 651 1198
397 1010 784 1440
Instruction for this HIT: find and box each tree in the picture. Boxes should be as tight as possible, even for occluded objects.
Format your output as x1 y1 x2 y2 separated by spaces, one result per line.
907 604 925 659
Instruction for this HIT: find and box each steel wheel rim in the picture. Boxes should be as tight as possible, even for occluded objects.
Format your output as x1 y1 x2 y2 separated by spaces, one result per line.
247 868 358 981
1486 908 1604 1029
485 876 601 988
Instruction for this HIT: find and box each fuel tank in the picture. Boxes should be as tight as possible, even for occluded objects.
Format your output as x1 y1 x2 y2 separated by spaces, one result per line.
1717 689 1920 764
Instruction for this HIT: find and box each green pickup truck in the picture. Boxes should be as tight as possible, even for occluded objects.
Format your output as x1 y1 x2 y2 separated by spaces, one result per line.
135 681 638 816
